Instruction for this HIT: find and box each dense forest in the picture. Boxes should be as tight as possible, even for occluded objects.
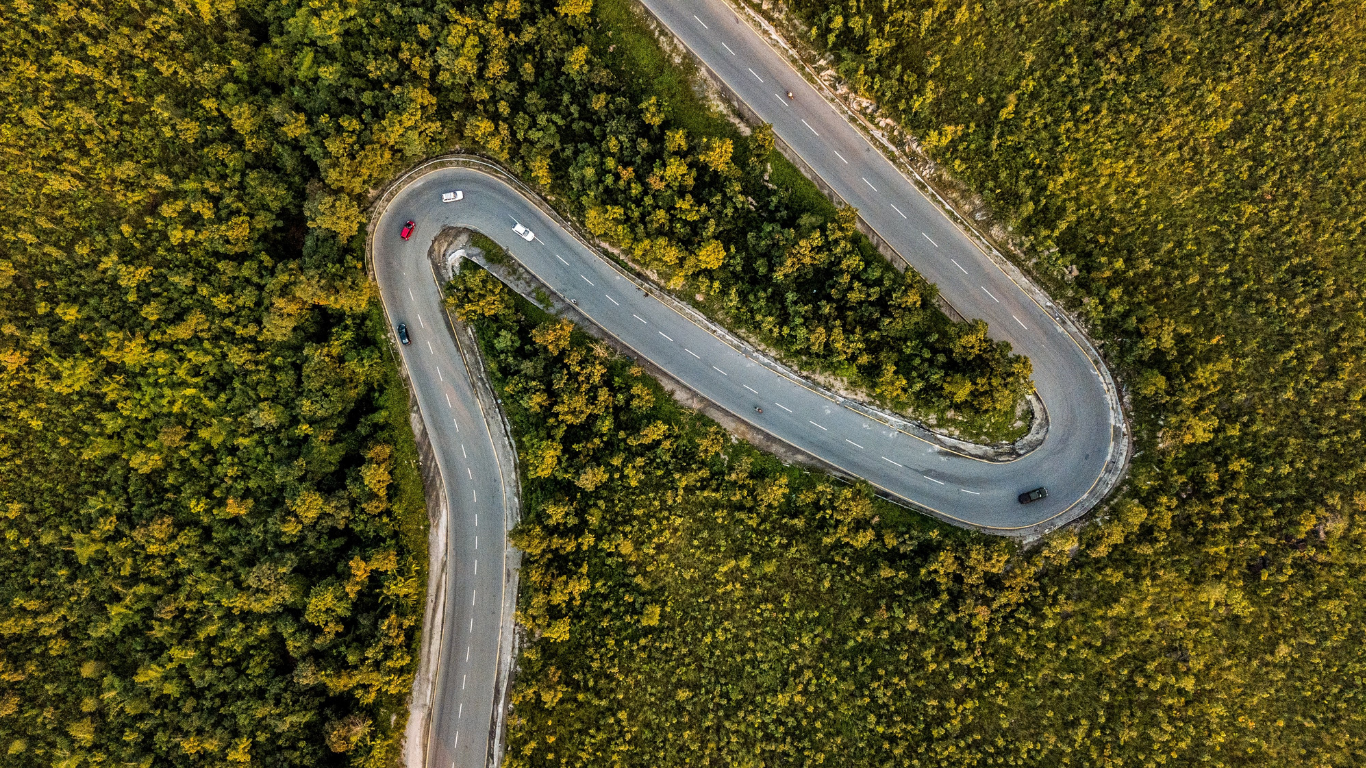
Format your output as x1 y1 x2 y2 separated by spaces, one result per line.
0 0 1027 763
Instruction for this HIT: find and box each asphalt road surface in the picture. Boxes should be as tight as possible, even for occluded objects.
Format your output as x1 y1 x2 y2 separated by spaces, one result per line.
375 2 1125 766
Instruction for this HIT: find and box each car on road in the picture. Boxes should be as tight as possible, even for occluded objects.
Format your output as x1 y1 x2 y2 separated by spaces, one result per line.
442 190 463 203
513 222 535 241
1018 487 1048 504
397 323 410 345
400 220 415 240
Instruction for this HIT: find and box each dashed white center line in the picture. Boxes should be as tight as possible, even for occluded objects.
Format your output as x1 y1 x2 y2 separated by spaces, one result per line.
418 316 425 328
774 92 789 107
743 384 759 394
580 274 594 286
722 42 736 55
685 348 700 358
713 365 728 376
659 331 673 341
461 444 466 458
458 703 463 719
469 617 473 632
891 203 907 219
462 674 466 690
809 420 827 430
961 489 982 495
1014 315 1028 330
409 288 414 301
472 590 477 605
437 368 443 381
924 475 946 485
694 14 709 28
556 254 569 265
982 286 999 303
633 314 648 324
453 419 459 432
862 177 878 192
951 258 968 274
427 340 434 353
474 536 478 550
845 438 865 449
605 294 619 306
922 232 939 248
445 392 451 407
465 646 470 662
833 149 848 164
467 467 472 479
882 456 904 468
474 515 478 528
775 402 793 413
802 119 819 136
748 67 763 82
472 489 476 502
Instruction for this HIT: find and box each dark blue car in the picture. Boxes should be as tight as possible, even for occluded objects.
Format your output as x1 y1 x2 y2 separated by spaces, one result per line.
397 323 410 345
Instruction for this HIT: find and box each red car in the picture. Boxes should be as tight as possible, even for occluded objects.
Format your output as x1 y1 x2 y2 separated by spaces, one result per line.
400 220 415 240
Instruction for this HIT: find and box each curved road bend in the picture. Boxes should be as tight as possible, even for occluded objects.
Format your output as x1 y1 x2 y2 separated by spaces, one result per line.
377 4 1126 766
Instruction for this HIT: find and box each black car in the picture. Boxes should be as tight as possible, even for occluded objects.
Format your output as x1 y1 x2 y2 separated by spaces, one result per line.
397 323 410 345
1018 487 1048 504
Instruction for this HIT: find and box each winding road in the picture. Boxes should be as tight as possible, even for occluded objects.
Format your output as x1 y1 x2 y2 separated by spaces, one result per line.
373 2 1128 766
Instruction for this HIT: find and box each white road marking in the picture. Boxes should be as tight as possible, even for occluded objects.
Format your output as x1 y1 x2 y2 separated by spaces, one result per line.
713 366 728 376
748 68 763 83
427 340 434 353
474 515 478 528
467 467 472 479
454 733 459 751
775 402 793 413
845 438 865 449
437 368 443 381
743 384 759 394
474 536 478 550
633 314 648 324
686 348 700 358
862 177 878 192
924 475 946 485
961 489 982 495
445 392 451 407
982 286 999 303
774 92 789 107
891 203 907 219
605 294 619 305
580 274 594 286
556 254 569 265
881 456 904 468
951 258 968 274
1014 315 1028 330
834 150 848 164
466 646 470 662
472 590 477 605
472 489 476 502
462 444 466 458
922 232 939 247
694 14 709 28
462 675 466 690
419 316 425 328
722 42 736 55
454 419 460 432
409 288 414 301
469 617 473 632
809 420 827 430
802 119 819 136
659 331 674 341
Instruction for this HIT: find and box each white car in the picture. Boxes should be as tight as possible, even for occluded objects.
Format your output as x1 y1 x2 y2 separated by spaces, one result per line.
442 190 464 203
513 222 535 242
